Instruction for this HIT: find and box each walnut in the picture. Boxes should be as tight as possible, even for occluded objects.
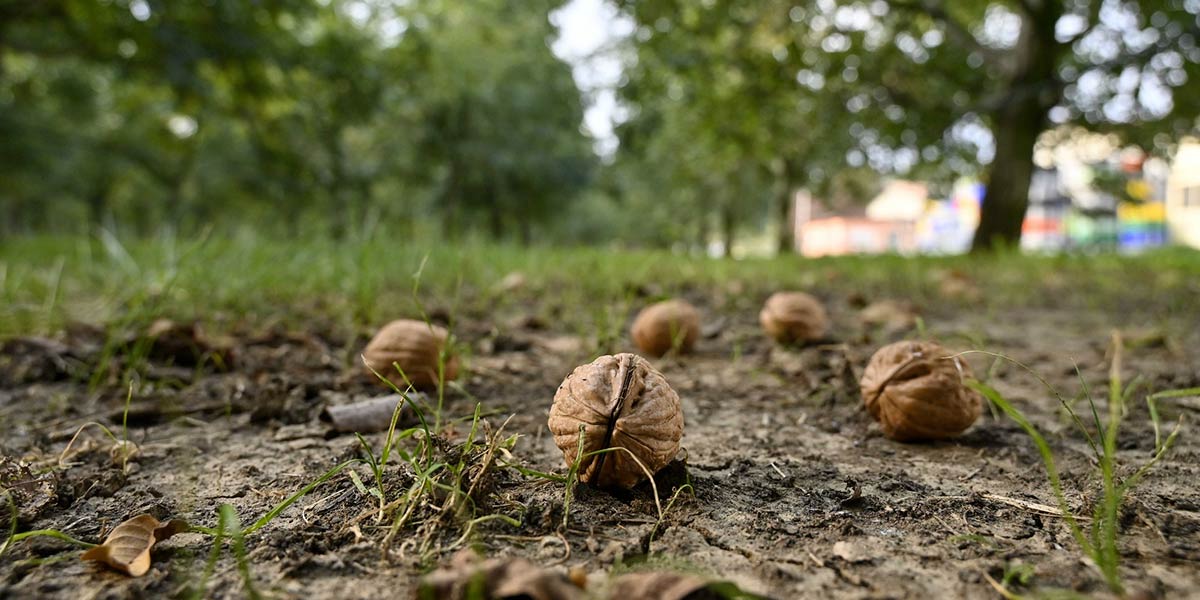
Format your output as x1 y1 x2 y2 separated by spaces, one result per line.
630 299 700 356
859 340 982 441
547 353 683 488
759 291 829 344
362 319 459 390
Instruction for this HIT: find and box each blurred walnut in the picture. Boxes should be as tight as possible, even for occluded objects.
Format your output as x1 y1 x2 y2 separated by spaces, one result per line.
630 299 700 357
548 353 683 488
362 319 458 390
759 291 830 344
859 340 982 442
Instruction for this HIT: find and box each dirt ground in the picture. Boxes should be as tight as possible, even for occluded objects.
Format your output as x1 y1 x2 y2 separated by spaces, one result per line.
1 287 1198 599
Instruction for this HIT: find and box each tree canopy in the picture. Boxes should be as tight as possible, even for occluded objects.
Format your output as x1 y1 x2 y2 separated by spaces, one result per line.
4 0 1198 251
0 0 594 241
611 0 1200 250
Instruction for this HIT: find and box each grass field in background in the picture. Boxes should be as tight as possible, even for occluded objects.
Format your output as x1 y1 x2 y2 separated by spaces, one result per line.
1 232 1198 339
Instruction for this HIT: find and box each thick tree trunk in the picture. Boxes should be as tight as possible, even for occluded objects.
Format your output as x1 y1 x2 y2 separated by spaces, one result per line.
971 4 1061 252
973 101 1042 250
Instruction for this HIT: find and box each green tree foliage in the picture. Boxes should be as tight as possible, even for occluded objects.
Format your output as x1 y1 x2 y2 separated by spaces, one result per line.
0 0 594 240
613 0 1200 251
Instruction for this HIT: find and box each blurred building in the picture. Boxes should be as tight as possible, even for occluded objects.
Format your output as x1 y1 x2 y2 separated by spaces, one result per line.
1167 141 1200 249
794 183 920 257
794 147 1178 257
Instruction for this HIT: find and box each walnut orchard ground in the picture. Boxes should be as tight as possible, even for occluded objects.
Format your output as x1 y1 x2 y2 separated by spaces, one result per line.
1 238 1199 598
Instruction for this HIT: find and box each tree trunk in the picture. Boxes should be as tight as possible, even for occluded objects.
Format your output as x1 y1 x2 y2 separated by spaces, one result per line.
85 179 111 227
973 101 1042 250
720 201 735 258
971 4 1061 252
488 194 503 240
776 159 797 255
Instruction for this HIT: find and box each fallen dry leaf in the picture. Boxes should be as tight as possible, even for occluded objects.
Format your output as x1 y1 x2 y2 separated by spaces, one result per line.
415 550 583 600
608 571 708 600
608 571 767 600
81 514 187 576
859 299 917 332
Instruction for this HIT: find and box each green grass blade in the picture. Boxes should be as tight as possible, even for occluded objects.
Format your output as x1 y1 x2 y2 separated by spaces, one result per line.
241 459 360 536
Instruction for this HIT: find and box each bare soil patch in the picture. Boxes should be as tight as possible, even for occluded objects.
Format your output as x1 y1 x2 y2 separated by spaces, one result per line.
1 293 1198 598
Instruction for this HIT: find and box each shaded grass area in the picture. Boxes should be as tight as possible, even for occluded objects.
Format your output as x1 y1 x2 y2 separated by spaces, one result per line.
2 233 1198 338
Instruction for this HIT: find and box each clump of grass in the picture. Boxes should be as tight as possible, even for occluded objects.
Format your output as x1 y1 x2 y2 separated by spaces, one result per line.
57 382 138 473
352 332 523 561
964 332 1187 596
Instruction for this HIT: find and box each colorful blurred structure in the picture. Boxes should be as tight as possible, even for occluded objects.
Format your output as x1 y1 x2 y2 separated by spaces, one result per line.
794 146 1182 257
916 180 982 254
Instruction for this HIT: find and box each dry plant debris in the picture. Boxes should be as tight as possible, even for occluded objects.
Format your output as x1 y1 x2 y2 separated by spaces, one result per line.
320 393 418 433
608 571 763 600
631 299 701 356
80 514 188 577
858 299 917 332
759 292 830 344
548 353 684 488
415 550 584 600
143 318 235 368
363 319 459 389
859 340 982 441
0 456 57 522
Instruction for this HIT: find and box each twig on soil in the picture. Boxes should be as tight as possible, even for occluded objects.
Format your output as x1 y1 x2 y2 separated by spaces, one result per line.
982 493 1092 520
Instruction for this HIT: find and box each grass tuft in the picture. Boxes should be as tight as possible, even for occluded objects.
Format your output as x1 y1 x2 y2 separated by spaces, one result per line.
963 333 1185 595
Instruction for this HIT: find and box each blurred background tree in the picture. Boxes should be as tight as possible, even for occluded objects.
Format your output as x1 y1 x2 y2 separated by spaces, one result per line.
0 0 593 241
3 0 1199 251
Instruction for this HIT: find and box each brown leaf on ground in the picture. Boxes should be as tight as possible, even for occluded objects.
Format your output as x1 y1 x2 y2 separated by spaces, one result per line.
415 550 583 600
80 514 188 577
859 299 917 332
608 571 766 600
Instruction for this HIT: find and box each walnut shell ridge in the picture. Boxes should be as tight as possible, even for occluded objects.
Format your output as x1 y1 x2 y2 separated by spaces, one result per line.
859 340 982 442
631 299 700 357
363 319 459 390
759 291 829 344
548 353 684 488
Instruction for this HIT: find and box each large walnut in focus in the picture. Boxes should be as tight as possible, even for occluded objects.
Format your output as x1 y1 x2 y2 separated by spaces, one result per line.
630 299 700 357
759 291 829 344
548 353 683 488
363 319 458 390
859 340 982 442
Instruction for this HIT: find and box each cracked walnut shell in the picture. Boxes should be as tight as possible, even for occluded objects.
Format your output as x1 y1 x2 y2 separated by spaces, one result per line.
759 291 829 344
363 319 459 390
630 299 700 356
548 353 683 488
859 340 982 441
